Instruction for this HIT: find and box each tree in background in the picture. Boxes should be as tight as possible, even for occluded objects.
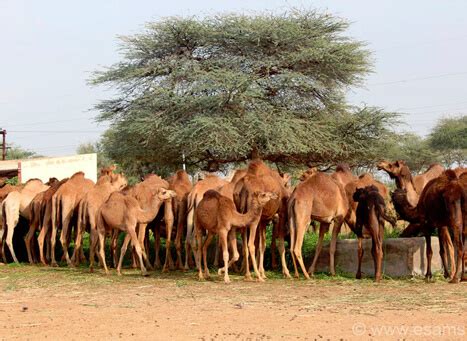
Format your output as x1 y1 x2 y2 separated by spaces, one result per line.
92 10 398 174
428 115 466 167
6 144 38 160
76 142 113 171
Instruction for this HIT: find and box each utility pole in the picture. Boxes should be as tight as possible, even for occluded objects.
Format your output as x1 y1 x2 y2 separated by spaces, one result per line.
0 129 6 160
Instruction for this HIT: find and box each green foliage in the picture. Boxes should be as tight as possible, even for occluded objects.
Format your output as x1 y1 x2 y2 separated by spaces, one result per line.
428 115 466 166
76 141 114 172
91 10 398 173
6 145 38 160
4 176 18 185
378 132 438 173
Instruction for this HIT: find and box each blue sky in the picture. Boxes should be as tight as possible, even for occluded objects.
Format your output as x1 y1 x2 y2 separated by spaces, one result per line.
1 0 467 156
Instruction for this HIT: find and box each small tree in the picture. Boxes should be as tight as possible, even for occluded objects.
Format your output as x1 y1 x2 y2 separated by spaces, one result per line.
92 10 398 172
6 144 37 160
428 115 466 167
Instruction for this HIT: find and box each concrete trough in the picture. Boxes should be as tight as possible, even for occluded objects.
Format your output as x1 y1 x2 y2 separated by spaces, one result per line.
314 237 443 277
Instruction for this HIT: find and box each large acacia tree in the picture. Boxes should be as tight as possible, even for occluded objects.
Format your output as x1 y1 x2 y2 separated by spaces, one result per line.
92 10 397 172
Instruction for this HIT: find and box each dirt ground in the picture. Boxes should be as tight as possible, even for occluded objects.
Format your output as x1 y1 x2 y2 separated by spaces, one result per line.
0 265 465 340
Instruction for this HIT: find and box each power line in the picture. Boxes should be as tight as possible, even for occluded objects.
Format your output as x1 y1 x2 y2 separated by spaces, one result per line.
369 71 467 86
9 130 104 133
6 117 93 128
396 100 467 111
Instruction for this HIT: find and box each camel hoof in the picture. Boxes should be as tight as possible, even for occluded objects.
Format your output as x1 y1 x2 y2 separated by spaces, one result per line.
51 262 59 268
449 277 460 284
356 273 362 280
283 272 292 279
256 277 265 283
117 272 122 276
244 275 254 282
461 276 467 282
375 278 381 283
142 271 149 277
198 274 204 281
224 278 231 284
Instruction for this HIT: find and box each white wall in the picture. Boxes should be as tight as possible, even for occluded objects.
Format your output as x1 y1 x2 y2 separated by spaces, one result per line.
20 153 97 183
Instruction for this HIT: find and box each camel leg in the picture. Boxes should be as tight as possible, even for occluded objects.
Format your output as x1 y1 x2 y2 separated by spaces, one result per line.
258 222 267 279
247 221 264 282
111 230 119 268
202 231 215 279
59 213 73 266
162 200 175 272
226 229 240 269
356 237 363 279
129 227 148 277
184 208 195 270
213 236 220 269
425 234 433 280
278 236 291 278
218 229 230 283
89 229 98 273
0 225 6 263
38 222 49 265
308 222 330 277
174 203 186 270
137 223 153 271
242 229 253 281
195 224 204 280
450 227 463 284
5 216 19 264
97 231 109 275
153 226 161 269
24 224 37 264
289 215 299 278
374 225 384 282
329 217 344 276
117 233 131 276
438 227 454 278
461 231 466 282
292 211 312 280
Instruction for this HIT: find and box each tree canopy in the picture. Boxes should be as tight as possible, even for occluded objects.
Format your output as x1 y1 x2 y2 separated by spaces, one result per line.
428 115 466 166
92 10 398 173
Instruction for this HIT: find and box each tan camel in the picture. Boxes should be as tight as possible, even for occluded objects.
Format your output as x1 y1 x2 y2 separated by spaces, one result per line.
184 174 228 269
195 190 277 283
100 165 117 176
233 160 290 280
288 171 349 279
1 179 49 263
123 174 171 270
24 178 60 263
50 172 94 266
331 164 357 187
94 187 176 276
0 184 22 261
377 160 444 206
71 173 128 266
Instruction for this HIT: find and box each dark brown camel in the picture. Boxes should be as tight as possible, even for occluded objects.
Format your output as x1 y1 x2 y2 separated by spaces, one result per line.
195 190 277 283
391 170 465 282
353 185 396 282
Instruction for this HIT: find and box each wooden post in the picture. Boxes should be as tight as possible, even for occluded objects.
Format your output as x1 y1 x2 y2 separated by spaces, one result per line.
1 129 5 160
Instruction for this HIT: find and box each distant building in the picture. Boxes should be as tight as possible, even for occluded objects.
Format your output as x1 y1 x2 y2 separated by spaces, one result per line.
0 153 97 183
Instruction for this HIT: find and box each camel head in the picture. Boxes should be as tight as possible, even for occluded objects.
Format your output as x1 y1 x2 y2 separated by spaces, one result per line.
110 173 128 190
100 164 117 176
252 191 278 206
156 188 177 201
377 160 406 177
299 167 318 181
46 177 59 186
280 173 292 188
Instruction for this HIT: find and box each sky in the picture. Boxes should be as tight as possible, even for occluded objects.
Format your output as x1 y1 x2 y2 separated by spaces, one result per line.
1 0 467 157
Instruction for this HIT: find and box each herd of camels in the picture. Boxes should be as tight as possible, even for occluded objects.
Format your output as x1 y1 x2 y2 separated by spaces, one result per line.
0 159 465 284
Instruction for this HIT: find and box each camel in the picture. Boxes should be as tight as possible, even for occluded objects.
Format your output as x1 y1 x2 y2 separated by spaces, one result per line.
233 160 290 280
0 184 22 261
1 179 49 263
289 171 350 278
195 190 277 283
94 187 176 276
24 177 61 263
123 174 172 270
100 165 117 176
184 174 228 269
391 170 465 283
30 178 69 265
50 172 94 266
353 185 395 282
377 160 444 206
71 173 128 266
160 170 192 271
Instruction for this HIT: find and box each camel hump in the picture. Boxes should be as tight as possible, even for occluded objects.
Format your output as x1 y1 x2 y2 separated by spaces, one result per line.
203 190 221 200
444 169 458 181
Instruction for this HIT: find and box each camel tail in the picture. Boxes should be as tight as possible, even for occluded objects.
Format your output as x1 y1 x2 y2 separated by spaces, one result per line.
378 204 396 228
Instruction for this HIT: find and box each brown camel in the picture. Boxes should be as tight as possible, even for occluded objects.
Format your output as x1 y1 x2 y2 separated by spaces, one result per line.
288 171 349 279
32 178 69 265
195 190 277 283
100 165 117 176
353 185 396 282
50 172 94 266
184 174 228 269
161 170 192 271
233 160 290 280
24 178 60 263
391 170 465 283
71 173 128 266
377 160 444 206
1 179 49 263
94 187 176 276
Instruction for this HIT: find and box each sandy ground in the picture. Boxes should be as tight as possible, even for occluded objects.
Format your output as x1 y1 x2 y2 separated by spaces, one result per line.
0 265 465 340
